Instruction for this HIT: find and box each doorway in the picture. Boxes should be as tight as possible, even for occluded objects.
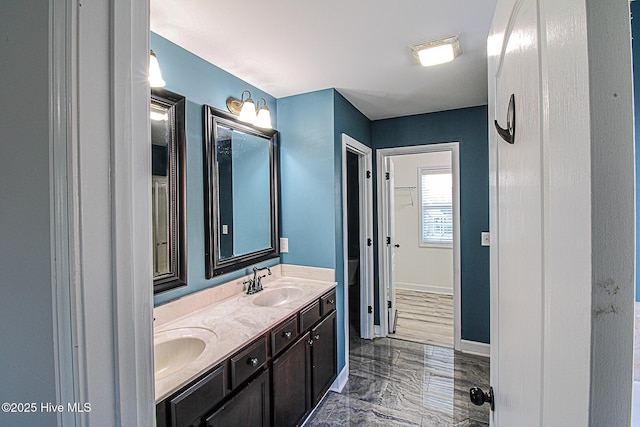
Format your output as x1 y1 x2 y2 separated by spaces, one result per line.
377 144 461 350
341 134 374 348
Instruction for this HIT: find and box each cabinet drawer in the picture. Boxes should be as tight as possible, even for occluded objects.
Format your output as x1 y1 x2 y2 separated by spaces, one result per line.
271 315 299 356
320 290 336 315
170 365 226 427
230 336 267 389
300 300 321 332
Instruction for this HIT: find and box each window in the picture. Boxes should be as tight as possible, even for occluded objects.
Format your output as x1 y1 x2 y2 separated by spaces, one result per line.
419 167 453 247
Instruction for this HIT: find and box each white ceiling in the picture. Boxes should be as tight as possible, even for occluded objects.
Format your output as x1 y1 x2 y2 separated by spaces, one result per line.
150 0 497 120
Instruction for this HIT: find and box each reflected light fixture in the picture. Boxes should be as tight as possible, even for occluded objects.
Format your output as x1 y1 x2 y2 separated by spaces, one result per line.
150 104 168 121
226 90 273 129
410 35 461 67
149 50 166 88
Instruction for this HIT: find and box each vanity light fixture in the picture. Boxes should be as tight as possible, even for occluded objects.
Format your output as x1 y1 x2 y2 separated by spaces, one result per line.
254 98 273 129
226 90 273 129
149 50 166 88
410 35 461 67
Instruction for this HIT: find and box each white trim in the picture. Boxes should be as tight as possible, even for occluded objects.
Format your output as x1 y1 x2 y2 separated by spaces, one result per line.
50 1 82 424
460 340 490 357
374 325 383 337
376 143 461 351
330 363 349 393
58 0 154 424
395 282 453 295
342 134 375 342
111 0 155 424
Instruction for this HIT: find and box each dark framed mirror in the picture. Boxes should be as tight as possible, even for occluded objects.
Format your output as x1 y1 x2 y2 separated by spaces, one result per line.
203 105 279 278
151 88 187 293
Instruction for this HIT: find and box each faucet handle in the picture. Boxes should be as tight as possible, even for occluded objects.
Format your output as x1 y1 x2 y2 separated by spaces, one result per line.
243 278 255 294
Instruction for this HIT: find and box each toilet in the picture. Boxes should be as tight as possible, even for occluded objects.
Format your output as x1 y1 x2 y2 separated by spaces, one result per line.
348 258 359 286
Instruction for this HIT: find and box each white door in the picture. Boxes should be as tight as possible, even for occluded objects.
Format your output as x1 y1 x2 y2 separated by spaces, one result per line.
386 157 398 333
491 0 543 424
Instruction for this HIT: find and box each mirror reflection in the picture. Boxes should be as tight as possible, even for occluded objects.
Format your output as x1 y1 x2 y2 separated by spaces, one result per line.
216 126 272 259
151 88 187 293
151 104 171 275
204 106 279 278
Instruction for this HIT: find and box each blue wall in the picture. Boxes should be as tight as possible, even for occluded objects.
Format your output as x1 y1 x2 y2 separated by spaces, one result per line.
277 89 371 373
371 106 490 343
277 89 343 367
151 33 279 306
632 2 640 303
277 90 336 268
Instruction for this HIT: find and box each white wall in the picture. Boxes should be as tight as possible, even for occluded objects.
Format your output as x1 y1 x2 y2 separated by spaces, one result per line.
0 1 58 426
392 152 453 294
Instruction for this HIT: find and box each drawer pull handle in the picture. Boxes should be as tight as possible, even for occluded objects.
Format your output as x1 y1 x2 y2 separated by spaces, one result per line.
283 331 292 339
248 357 259 367
327 299 335 305
314 334 320 340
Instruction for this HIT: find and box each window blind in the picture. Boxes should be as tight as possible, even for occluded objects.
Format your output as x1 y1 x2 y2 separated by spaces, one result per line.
420 169 453 245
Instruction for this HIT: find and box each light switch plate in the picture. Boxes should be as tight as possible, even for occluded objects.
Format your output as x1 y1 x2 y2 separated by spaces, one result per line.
481 232 490 246
222 224 228 235
280 237 289 253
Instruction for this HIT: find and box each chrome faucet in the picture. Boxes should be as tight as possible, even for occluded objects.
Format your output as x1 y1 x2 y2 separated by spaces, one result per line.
244 266 272 295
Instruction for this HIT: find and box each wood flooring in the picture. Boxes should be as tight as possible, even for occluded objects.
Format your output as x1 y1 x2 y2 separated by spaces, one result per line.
390 289 454 348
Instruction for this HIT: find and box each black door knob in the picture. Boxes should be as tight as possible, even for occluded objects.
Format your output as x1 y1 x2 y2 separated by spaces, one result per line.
394 244 400 248
470 386 495 411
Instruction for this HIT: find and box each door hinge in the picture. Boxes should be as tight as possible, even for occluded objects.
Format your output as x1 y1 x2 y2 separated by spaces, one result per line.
367 238 372 246
388 301 392 309
385 172 390 180
368 305 373 314
386 236 391 245
366 170 371 179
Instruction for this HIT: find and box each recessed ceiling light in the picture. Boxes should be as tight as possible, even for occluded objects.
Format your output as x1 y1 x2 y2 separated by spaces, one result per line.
410 35 461 67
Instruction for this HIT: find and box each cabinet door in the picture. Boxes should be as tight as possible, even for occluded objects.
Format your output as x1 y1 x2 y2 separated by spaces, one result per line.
205 369 270 427
311 311 337 404
170 365 226 427
272 334 310 427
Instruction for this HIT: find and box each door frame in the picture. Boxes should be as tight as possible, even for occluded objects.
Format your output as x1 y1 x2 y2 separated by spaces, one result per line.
342 134 375 341
376 143 461 351
50 0 154 425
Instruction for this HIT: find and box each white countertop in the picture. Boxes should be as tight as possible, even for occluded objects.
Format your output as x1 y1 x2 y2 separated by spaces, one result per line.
154 276 337 402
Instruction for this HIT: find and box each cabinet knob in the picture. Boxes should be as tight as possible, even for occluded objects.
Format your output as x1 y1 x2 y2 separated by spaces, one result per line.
283 331 292 339
327 299 335 305
307 339 314 346
314 334 320 340
248 357 259 367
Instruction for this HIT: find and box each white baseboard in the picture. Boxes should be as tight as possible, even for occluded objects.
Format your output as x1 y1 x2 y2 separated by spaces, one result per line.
330 364 348 393
460 339 490 357
395 281 453 295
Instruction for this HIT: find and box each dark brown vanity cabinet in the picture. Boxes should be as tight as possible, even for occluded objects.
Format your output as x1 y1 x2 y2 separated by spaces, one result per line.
272 299 337 427
205 369 270 427
156 288 337 427
310 311 337 405
271 335 309 427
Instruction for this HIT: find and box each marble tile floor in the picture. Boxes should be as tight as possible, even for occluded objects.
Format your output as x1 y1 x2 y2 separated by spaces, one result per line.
306 334 490 426
391 290 454 349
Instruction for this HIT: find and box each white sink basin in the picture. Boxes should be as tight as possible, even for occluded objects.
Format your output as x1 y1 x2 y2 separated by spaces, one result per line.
154 328 216 380
252 286 303 307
